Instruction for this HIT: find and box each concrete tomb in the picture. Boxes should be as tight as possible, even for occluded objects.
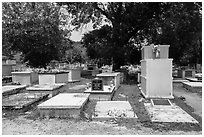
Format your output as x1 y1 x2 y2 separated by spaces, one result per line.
2 64 13 76
182 82 202 92
38 93 90 118
93 101 137 120
96 72 121 90
140 44 173 99
144 102 198 123
12 71 38 85
2 93 49 111
26 83 65 97
84 78 115 101
67 69 81 82
2 85 27 96
38 72 69 85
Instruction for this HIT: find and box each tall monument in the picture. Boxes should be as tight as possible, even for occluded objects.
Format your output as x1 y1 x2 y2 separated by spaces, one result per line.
140 44 173 99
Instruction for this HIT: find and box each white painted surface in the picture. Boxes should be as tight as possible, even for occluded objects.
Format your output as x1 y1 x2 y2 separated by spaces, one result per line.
144 103 198 123
26 83 65 91
12 71 38 85
141 45 170 60
141 59 173 98
94 101 137 119
38 93 90 109
84 86 115 93
2 85 27 93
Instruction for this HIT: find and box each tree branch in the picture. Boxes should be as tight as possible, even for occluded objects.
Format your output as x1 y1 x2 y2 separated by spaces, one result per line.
92 3 113 22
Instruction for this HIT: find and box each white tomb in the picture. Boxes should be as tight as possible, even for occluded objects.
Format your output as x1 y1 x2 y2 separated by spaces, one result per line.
67 69 81 82
38 72 69 85
12 71 38 85
96 72 121 90
140 45 173 98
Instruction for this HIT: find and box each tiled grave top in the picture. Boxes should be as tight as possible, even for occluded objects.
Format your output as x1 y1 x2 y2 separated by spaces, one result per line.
94 101 137 119
84 85 115 93
144 103 198 123
26 83 65 91
2 85 27 93
96 72 120 77
38 93 90 109
182 82 202 87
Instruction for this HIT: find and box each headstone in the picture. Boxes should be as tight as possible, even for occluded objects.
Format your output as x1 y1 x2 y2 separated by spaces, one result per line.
91 78 103 91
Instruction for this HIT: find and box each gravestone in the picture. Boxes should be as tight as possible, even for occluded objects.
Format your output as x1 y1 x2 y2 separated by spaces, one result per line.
91 78 103 91
140 44 173 98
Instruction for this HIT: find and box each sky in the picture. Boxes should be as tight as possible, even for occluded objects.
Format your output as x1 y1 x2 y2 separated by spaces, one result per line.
70 22 93 41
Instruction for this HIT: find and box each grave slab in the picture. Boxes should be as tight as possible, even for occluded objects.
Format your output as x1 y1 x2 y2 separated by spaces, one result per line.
2 93 49 111
182 82 202 92
69 85 87 90
26 83 65 97
144 103 198 123
93 101 137 120
38 93 90 118
2 85 27 96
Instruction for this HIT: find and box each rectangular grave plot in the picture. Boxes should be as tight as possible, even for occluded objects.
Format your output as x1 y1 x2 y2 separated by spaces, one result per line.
2 93 49 110
151 99 172 106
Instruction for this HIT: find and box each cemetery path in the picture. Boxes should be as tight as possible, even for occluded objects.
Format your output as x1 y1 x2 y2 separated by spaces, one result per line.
2 80 202 135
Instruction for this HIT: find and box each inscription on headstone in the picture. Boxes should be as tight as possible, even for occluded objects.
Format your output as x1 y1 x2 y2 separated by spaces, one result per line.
92 78 103 91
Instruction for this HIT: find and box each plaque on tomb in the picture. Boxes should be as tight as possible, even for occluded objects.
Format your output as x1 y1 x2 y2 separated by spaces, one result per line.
91 78 103 91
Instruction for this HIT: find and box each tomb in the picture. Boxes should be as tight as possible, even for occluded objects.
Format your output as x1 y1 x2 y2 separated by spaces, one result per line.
26 83 65 97
38 71 69 85
96 72 121 90
12 71 39 85
2 93 49 112
2 64 13 76
2 85 27 96
144 102 198 123
37 93 90 118
140 45 173 98
86 64 100 76
84 78 115 101
177 69 196 78
93 101 137 120
182 82 202 92
67 69 81 82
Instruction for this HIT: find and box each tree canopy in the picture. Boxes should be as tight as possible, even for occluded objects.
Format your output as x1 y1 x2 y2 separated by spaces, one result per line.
59 2 202 69
2 2 66 68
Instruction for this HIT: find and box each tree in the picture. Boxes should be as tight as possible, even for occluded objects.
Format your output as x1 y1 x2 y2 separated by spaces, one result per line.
150 3 202 67
58 2 163 69
2 2 66 68
59 2 202 68
64 42 87 64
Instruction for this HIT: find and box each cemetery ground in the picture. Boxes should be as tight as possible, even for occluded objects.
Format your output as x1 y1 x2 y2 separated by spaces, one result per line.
2 77 202 135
